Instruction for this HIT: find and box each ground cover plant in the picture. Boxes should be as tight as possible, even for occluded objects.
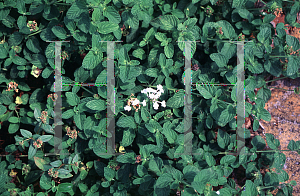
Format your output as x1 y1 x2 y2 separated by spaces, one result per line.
0 0 300 195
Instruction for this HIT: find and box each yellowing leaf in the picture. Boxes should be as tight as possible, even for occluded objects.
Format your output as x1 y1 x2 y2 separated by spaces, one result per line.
119 146 125 153
15 96 22 104
34 156 47 170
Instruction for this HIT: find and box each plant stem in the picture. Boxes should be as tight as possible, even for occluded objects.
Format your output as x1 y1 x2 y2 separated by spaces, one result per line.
120 111 127 117
267 87 294 91
181 180 192 187
256 149 294 153
265 76 289 84
15 109 19 118
269 55 290 58
27 29 43 37
0 155 28 157
81 86 94 95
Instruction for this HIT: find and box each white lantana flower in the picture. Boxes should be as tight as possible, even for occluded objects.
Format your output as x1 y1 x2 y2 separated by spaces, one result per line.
148 93 156 100
160 100 166 107
124 105 131 111
145 87 157 93
157 84 164 93
142 100 147 106
153 101 159 110
132 99 140 105
152 92 161 100
216 191 220 195
141 89 148 94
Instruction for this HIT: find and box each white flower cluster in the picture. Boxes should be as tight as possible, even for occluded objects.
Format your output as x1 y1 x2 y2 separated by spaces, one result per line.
141 84 166 110
124 85 166 112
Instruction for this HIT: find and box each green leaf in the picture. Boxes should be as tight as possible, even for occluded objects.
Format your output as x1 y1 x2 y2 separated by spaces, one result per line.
132 48 146 60
258 108 271 122
217 129 230 149
62 109 75 119
121 128 135 147
164 44 174 58
0 105 7 115
77 15 90 34
145 119 162 133
196 85 215 99
8 116 19 123
8 32 23 46
137 165 148 177
205 153 216 167
66 1 86 19
160 15 179 31
39 135 53 142
95 69 107 84
251 135 266 150
149 157 163 175
145 68 159 77
155 131 164 148
166 89 184 108
26 37 42 53
237 8 254 22
244 180 258 196
119 66 130 83
117 116 136 129
86 99 106 111
66 92 80 106
116 152 136 164
97 21 119 34
256 87 271 103
286 34 300 51
220 155 236 165
21 129 32 138
5 144 17 153
40 173 52 190
8 123 19 134
51 26 68 40
78 183 88 193
287 56 299 76
216 20 237 40
264 172 279 187
103 6 121 24
57 183 73 193
155 173 174 188
239 146 249 165
82 50 103 70
287 140 299 151
141 107 151 122
0 45 8 59
210 53 228 67
0 8 10 20
13 56 27 66
217 105 236 127
50 160 62 167
74 113 85 130
265 133 280 150
257 26 271 44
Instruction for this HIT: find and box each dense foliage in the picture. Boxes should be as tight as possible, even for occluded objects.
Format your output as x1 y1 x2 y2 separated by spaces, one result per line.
0 0 300 195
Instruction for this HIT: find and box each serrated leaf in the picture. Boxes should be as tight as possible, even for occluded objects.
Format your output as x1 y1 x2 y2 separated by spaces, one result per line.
164 44 174 58
103 6 121 24
166 89 184 108
97 21 119 34
82 50 102 70
86 100 106 111
117 116 136 129
51 26 68 40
